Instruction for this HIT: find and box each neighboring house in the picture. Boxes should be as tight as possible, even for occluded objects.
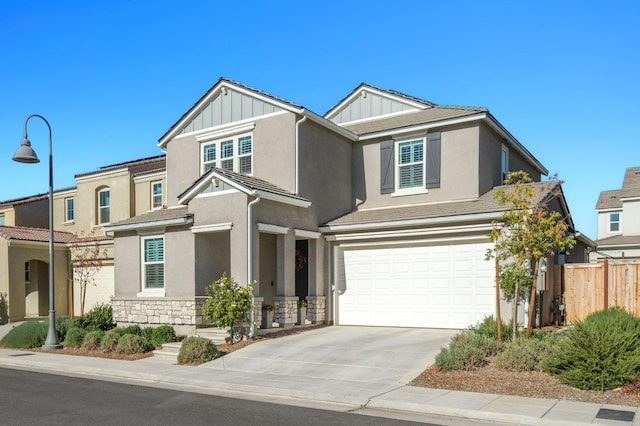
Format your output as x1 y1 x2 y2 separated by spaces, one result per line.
593 167 640 260
104 78 588 333
0 155 166 321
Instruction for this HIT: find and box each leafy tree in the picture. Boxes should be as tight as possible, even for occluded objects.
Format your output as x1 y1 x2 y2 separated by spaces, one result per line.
487 171 575 339
201 273 253 341
69 230 109 315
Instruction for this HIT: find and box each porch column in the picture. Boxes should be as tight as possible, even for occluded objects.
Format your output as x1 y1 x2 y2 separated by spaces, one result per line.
229 221 248 286
306 238 326 323
275 230 296 328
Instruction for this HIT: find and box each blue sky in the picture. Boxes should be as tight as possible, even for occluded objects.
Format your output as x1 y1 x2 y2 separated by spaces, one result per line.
1 1 638 239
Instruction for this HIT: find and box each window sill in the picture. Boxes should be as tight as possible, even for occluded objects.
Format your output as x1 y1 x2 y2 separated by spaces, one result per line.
391 188 429 197
63 221 75 226
137 289 166 298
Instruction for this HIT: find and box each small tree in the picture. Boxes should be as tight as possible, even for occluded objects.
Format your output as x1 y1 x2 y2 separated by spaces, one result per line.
201 273 253 342
487 171 576 339
69 230 109 316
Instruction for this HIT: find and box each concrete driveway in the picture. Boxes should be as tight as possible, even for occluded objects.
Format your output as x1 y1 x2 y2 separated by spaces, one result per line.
200 326 457 403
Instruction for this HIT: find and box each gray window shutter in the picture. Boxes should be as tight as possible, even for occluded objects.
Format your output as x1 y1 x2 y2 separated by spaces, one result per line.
426 132 441 189
380 140 394 194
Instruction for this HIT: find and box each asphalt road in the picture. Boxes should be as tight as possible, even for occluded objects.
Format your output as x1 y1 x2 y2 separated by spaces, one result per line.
0 367 439 426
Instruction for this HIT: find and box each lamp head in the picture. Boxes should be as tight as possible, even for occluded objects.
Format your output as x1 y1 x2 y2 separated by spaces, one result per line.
13 137 40 163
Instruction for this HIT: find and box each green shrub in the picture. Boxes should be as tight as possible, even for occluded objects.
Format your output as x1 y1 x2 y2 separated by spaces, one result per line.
0 321 47 349
468 315 515 342
150 325 177 348
495 334 558 371
115 334 153 355
82 330 106 351
71 304 115 331
64 327 87 348
119 324 142 336
178 336 220 365
543 307 640 391
434 331 500 371
55 316 72 341
141 326 154 343
100 329 120 351
202 273 253 331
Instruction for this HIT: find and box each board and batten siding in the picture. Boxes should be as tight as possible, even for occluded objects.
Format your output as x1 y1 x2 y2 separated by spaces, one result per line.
330 90 416 124
180 88 284 135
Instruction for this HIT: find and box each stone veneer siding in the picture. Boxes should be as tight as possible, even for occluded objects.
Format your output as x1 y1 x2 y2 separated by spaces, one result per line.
306 296 326 323
111 297 213 333
274 296 298 328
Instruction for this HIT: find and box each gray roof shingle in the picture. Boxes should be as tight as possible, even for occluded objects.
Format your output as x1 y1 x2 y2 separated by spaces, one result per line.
107 206 191 227
596 167 640 209
596 234 640 246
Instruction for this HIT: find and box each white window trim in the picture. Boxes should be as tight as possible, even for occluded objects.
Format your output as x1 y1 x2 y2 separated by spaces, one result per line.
139 235 165 297
393 136 428 196
609 212 621 233
501 144 509 184
98 188 110 225
200 131 253 175
151 181 163 210
64 197 75 223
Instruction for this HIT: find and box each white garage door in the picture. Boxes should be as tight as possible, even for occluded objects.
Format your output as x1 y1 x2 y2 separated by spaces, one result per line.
337 242 495 329
73 264 114 316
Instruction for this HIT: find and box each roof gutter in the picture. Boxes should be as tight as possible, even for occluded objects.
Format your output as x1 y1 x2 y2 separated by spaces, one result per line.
295 115 308 195
247 196 261 338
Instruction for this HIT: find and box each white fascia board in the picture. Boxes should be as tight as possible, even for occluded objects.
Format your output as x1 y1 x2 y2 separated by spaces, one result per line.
356 113 488 141
191 222 233 234
325 85 427 120
324 223 494 242
256 190 311 208
178 172 249 205
257 223 289 234
321 212 502 234
103 216 192 233
620 196 640 202
159 81 302 147
596 207 623 213
294 229 321 239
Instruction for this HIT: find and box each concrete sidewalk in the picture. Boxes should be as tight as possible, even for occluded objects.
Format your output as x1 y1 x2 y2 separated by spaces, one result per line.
0 344 638 425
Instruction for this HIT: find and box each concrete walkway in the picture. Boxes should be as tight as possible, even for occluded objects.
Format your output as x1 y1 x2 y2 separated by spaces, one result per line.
0 324 638 425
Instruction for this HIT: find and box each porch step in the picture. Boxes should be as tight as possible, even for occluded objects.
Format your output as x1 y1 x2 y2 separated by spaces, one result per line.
152 341 182 360
195 327 230 345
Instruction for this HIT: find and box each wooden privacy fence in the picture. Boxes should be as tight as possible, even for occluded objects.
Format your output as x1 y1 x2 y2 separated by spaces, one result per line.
564 260 640 322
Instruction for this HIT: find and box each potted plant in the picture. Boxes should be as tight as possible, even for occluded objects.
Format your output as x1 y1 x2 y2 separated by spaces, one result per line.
297 299 307 325
261 303 274 329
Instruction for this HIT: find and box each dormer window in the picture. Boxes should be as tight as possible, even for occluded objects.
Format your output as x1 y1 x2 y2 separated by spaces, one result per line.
201 133 252 175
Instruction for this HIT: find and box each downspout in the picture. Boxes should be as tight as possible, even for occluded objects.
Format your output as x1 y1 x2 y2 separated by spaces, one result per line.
247 195 261 337
295 114 308 195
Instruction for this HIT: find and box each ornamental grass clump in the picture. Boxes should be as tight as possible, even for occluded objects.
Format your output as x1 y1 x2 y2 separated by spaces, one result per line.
543 307 640 391
495 334 558 371
0 321 47 349
177 336 220 365
115 333 153 355
100 329 121 351
468 315 515 343
435 331 500 371
82 330 106 351
63 327 87 348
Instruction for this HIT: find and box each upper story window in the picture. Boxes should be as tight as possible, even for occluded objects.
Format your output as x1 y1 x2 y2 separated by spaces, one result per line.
98 188 110 224
65 197 75 222
396 138 425 190
142 236 164 290
380 132 441 195
0 213 4 226
501 145 509 184
152 181 163 209
201 133 252 175
610 213 620 232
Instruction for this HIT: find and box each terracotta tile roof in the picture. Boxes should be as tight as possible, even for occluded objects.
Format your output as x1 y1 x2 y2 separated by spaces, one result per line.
596 167 640 210
0 226 76 243
342 106 486 136
106 206 191 227
0 193 48 208
323 181 561 228
75 154 166 179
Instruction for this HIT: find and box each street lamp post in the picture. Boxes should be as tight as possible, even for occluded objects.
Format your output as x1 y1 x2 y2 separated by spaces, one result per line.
12 114 61 350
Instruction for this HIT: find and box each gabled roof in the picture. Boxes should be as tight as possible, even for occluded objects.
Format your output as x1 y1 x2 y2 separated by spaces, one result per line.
178 167 310 208
596 167 640 210
0 226 76 243
75 154 166 179
158 77 356 147
322 181 570 230
102 206 193 233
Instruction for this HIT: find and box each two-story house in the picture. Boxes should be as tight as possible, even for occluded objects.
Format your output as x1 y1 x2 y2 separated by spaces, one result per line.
0 155 166 322
593 167 640 260
104 78 585 333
